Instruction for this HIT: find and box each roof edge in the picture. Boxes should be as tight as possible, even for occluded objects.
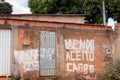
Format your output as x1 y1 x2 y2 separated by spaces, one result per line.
0 14 85 17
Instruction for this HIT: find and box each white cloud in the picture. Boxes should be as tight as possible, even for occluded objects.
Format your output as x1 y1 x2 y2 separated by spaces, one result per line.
6 0 31 14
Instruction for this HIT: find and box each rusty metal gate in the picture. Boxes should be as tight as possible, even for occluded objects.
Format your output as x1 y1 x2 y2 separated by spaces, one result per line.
40 31 56 76
0 30 11 76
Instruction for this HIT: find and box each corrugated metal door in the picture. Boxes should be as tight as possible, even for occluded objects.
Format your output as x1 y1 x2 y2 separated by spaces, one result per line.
40 31 56 76
0 30 11 76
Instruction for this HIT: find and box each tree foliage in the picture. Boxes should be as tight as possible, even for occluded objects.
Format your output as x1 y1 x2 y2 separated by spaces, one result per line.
0 2 12 14
28 0 84 14
105 0 120 22
28 0 120 24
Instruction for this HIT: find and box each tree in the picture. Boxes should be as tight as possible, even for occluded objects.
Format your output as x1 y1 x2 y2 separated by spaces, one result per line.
0 2 12 14
105 0 120 22
83 0 102 24
28 0 120 24
28 0 103 24
28 0 84 14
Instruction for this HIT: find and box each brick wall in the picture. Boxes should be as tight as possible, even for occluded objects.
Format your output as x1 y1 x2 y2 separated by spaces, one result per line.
115 23 120 57
10 26 112 80
0 15 115 80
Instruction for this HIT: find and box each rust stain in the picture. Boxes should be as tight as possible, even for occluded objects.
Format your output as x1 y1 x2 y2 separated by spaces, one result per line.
17 30 24 50
23 38 31 46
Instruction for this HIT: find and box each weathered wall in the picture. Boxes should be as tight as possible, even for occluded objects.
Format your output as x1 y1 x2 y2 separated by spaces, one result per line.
12 26 59 79
12 27 40 79
0 15 115 80
58 28 114 79
10 26 113 80
0 26 113 80
115 23 120 57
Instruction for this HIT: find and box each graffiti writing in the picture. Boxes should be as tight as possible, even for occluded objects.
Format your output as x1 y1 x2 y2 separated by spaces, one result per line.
67 63 94 74
66 51 94 61
14 49 39 72
65 39 95 74
65 39 94 53
40 48 55 60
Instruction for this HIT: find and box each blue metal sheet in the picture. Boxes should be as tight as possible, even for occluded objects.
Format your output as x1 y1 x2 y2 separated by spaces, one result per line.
0 30 11 76
40 31 56 76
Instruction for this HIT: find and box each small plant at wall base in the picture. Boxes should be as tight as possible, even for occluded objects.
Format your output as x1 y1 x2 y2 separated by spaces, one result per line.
99 58 120 80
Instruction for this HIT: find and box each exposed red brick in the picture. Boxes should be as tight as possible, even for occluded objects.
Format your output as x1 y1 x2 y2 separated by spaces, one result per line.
17 29 24 50
0 19 5 24
115 23 120 27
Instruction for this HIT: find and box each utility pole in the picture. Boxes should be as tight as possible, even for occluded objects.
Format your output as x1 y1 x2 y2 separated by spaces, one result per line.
103 1 106 25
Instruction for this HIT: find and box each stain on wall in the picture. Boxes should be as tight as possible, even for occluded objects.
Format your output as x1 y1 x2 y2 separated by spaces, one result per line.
14 49 39 71
13 27 40 79
12 26 113 80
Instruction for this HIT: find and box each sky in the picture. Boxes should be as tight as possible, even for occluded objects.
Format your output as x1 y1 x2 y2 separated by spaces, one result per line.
6 0 31 14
